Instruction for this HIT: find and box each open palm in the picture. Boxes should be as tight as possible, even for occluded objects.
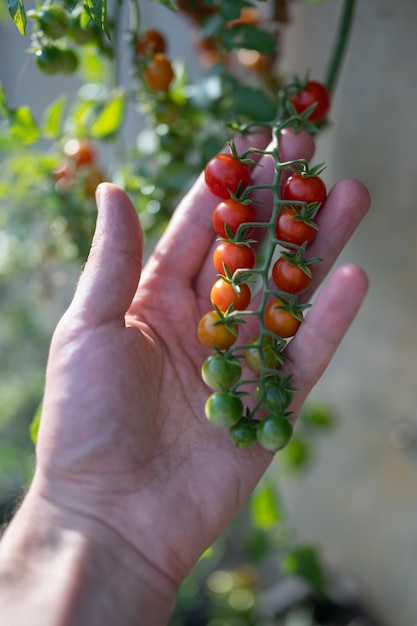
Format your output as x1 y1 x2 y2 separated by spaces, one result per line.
33 129 370 587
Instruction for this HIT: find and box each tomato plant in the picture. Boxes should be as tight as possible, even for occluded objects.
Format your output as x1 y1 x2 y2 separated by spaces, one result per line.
212 198 255 239
210 279 251 312
289 80 331 123
204 154 251 199
213 242 256 276
264 298 302 338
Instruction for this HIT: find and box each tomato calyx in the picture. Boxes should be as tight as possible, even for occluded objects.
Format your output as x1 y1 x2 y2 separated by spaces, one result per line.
279 246 321 277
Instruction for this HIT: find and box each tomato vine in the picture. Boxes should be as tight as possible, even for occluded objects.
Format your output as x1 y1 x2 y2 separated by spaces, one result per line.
199 78 331 452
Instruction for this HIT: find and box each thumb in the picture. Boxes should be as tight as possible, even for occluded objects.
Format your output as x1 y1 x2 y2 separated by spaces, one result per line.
68 183 144 327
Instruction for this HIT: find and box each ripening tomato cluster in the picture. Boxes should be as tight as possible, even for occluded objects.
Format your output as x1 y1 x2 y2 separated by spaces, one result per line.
134 29 175 92
52 138 106 198
197 104 329 451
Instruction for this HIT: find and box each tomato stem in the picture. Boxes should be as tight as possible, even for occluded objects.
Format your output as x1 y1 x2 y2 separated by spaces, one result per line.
325 0 357 94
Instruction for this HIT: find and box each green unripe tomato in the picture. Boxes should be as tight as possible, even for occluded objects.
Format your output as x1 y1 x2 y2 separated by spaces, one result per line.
201 354 242 390
59 49 79 74
35 46 64 74
229 421 257 448
256 415 293 452
38 5 69 39
69 13 100 44
205 391 243 428
244 336 284 375
256 376 292 413
35 46 78 75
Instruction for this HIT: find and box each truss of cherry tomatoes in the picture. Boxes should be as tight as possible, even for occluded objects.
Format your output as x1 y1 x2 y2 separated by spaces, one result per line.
198 79 330 452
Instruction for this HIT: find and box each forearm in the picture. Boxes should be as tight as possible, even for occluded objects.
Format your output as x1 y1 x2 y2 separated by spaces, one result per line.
0 485 177 626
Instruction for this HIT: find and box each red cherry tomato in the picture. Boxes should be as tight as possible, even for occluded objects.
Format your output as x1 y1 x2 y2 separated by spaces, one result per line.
272 257 313 295
63 138 95 167
212 198 255 239
290 80 331 122
210 279 251 312
213 242 256 276
264 298 302 338
275 208 317 248
205 154 251 199
135 29 166 56
281 172 327 207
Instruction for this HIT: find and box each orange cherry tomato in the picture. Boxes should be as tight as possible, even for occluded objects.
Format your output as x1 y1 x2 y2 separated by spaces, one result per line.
197 310 238 350
210 280 251 312
144 53 174 91
264 298 302 338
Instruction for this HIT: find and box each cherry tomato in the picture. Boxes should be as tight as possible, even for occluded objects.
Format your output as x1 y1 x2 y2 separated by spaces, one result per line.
289 80 331 123
264 298 302 338
212 198 255 239
272 257 313 295
69 13 100 44
281 172 327 208
201 354 242 390
63 138 95 167
256 376 292 413
213 242 256 276
275 208 317 248
257 415 293 452
197 310 238 350
244 336 284 375
229 421 257 448
205 154 251 199
84 165 106 198
52 159 75 183
205 391 243 428
144 53 174 91
136 29 166 56
210 279 251 312
36 46 78 75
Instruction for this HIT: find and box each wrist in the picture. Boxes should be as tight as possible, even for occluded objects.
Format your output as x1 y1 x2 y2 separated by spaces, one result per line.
0 481 178 626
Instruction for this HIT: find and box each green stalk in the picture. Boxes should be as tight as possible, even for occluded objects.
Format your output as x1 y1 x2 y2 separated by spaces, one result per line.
324 0 357 95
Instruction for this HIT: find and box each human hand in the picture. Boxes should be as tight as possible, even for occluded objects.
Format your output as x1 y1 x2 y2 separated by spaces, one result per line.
28 129 369 604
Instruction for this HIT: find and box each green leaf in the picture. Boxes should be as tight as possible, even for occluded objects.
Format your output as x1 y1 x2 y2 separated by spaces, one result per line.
9 106 40 144
281 545 327 595
90 88 125 138
8 0 26 35
0 84 9 117
86 0 110 39
228 85 276 122
42 95 67 139
250 479 282 529
219 0 252 21
222 23 276 54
